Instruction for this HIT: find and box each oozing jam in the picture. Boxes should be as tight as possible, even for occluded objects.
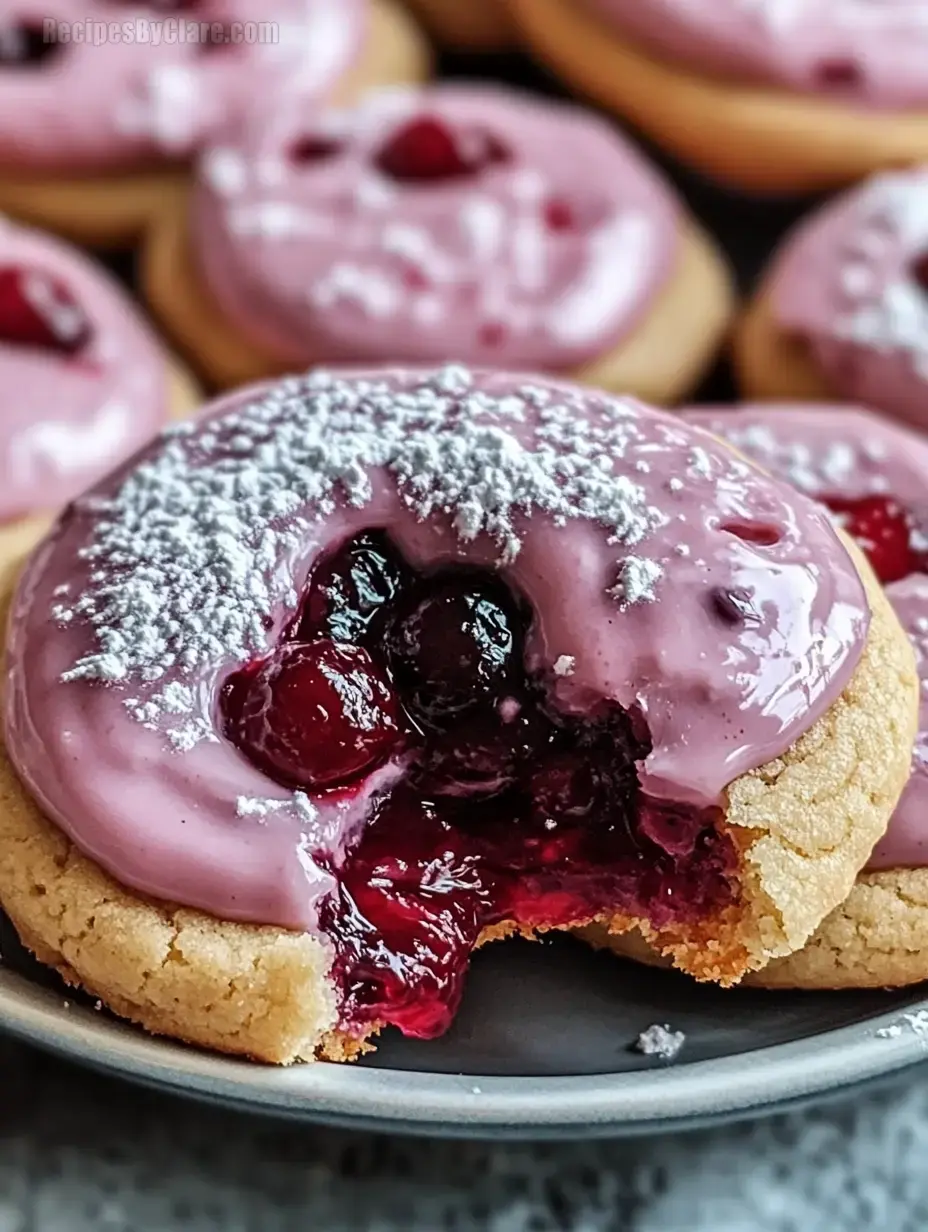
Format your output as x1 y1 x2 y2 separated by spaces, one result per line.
222 532 737 1039
821 494 928 585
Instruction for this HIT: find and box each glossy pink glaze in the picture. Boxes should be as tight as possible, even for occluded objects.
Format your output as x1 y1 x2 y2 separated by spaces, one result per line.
0 0 364 172
684 402 928 871
192 85 682 370
0 216 172 522
581 0 928 107
4 369 868 931
767 167 928 430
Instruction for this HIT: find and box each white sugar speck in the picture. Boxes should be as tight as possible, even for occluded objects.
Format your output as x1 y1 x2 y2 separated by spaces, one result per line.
609 556 663 608
636 1023 685 1061
553 655 576 677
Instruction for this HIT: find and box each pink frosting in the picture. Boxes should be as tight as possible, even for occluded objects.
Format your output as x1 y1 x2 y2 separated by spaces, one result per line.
191 85 682 370
581 0 928 107
0 0 365 172
767 168 928 432
0 216 173 522
684 402 928 872
4 369 868 932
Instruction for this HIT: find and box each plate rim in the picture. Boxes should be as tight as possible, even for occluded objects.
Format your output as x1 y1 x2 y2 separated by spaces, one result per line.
1 968 927 1137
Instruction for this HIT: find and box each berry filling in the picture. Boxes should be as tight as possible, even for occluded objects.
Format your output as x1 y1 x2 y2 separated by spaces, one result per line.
813 58 863 90
222 533 738 1040
822 494 928 584
375 116 510 184
0 266 92 356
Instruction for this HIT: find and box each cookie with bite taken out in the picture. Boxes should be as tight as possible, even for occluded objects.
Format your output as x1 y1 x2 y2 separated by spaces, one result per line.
0 370 915 1062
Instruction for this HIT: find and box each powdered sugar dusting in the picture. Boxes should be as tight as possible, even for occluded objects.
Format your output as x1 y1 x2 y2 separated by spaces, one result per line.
53 368 670 747
636 1023 685 1060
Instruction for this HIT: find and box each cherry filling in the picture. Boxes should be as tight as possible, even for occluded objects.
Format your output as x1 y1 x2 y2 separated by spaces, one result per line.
374 116 510 184
222 533 738 1039
822 494 928 584
0 266 92 356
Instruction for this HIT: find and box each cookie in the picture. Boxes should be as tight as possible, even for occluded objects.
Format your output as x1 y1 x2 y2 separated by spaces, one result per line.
0 214 200 575
590 403 928 989
142 84 733 395
0 369 915 1063
693 404 928 990
404 0 513 48
0 0 429 247
511 0 928 194
737 168 928 432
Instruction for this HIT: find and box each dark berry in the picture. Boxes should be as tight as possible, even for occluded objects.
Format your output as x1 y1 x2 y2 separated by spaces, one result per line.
824 494 918 584
0 22 63 65
0 266 92 355
375 116 510 184
289 135 344 164
223 639 402 791
415 703 550 799
299 532 408 645
387 574 524 726
543 197 576 232
814 58 862 89
708 586 760 627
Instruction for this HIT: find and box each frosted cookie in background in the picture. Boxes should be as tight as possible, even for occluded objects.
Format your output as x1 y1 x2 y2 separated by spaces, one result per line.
0 369 915 1061
590 402 928 990
0 0 429 247
510 0 928 194
0 214 199 581
404 0 514 49
143 84 734 394
738 168 928 433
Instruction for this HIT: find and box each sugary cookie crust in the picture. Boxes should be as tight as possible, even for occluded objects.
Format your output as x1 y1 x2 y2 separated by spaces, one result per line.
404 0 514 48
734 284 845 404
0 0 430 248
510 0 928 194
0 525 915 1061
142 198 733 400
746 869 928 989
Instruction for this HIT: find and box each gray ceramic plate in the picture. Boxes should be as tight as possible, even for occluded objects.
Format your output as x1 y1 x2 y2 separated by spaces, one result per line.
1 932 927 1138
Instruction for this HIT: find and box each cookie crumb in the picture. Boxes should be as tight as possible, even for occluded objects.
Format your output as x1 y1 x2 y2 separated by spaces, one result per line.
636 1023 685 1060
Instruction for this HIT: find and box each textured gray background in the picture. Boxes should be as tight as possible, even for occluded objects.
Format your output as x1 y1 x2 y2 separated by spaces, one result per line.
2 1036 928 1232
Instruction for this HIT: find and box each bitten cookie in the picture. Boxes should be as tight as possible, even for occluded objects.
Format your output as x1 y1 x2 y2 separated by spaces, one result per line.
737 168 928 433
404 0 514 48
511 0 928 194
0 213 200 577
143 83 733 396
691 404 928 990
0 0 429 247
0 369 916 1063
589 403 928 989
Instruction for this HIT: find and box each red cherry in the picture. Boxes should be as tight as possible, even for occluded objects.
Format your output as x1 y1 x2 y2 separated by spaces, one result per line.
289 135 344 164
223 640 403 791
543 197 576 232
375 116 510 184
0 266 92 355
814 58 862 89
824 494 918 584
